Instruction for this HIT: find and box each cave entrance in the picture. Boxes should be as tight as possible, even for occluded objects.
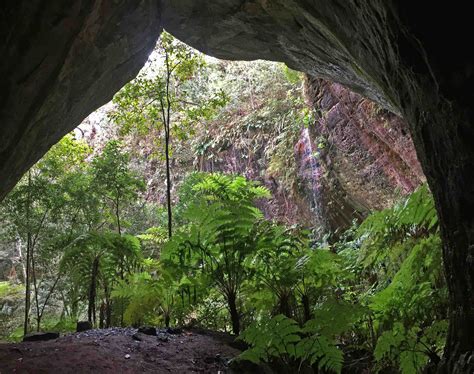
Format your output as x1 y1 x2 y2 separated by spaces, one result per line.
1 1 474 372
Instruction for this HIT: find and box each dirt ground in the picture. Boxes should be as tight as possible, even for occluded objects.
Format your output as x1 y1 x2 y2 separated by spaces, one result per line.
0 328 243 373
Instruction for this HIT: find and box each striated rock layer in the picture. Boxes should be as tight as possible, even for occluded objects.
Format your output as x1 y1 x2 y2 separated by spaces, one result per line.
304 76 425 231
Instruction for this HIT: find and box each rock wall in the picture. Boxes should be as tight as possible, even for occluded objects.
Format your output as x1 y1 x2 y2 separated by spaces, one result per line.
194 76 425 234
0 0 161 200
304 76 424 231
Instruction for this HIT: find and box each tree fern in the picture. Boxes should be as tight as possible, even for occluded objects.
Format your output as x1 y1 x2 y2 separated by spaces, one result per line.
60 231 142 325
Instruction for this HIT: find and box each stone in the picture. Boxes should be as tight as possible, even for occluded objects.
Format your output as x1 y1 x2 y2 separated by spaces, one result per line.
23 332 59 342
138 326 157 336
0 1 162 200
166 327 182 335
76 321 92 332
301 76 424 232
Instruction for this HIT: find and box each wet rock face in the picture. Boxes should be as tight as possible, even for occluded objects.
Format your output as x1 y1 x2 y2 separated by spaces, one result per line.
0 0 161 199
304 77 425 231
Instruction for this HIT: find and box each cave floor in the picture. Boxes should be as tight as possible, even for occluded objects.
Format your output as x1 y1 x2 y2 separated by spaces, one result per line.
0 328 241 373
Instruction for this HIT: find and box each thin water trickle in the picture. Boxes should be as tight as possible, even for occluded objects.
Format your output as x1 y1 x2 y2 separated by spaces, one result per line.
296 127 325 238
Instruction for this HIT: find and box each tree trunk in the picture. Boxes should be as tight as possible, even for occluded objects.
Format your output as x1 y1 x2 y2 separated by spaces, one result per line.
301 294 312 323
23 232 31 336
115 198 121 235
31 252 40 332
106 300 112 328
99 302 105 329
162 50 172 239
227 291 240 335
164 126 172 239
278 292 292 319
88 256 100 326
165 314 170 328
23 171 32 336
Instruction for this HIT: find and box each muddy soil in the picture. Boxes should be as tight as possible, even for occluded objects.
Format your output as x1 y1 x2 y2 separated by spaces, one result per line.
0 328 243 373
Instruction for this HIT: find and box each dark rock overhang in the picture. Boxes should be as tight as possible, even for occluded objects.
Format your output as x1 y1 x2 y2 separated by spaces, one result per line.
1 1 472 199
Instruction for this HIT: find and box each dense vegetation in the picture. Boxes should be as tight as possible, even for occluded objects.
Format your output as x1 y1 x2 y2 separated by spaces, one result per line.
0 34 446 373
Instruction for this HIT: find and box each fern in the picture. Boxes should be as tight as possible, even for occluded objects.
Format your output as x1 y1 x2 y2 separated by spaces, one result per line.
239 314 345 373
297 335 343 373
374 322 430 374
239 315 302 365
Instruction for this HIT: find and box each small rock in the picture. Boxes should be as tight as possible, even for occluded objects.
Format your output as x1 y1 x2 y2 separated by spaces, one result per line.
125 354 131 359
23 332 59 342
132 332 144 341
138 326 157 336
166 327 182 335
76 321 92 332
157 333 168 342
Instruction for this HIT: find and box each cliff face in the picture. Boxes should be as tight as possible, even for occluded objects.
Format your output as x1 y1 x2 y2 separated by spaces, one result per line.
303 77 424 231
192 74 424 233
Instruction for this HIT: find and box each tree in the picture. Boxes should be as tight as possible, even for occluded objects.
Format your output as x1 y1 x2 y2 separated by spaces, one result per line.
1 135 91 333
112 32 227 238
91 140 145 235
163 173 270 334
60 232 142 327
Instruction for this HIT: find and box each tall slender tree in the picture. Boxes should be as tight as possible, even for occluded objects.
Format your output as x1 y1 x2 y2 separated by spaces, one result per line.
112 31 227 239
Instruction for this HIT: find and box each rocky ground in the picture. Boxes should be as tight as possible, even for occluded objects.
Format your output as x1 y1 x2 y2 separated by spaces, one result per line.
0 327 246 373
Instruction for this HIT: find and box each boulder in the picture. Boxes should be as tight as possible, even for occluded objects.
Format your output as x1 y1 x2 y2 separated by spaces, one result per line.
76 321 92 332
138 326 157 336
132 332 145 341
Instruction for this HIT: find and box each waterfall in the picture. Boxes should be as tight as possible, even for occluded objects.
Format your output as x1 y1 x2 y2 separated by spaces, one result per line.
296 127 326 238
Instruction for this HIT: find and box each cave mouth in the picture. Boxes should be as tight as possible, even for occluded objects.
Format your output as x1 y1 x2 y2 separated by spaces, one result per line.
2 1 474 372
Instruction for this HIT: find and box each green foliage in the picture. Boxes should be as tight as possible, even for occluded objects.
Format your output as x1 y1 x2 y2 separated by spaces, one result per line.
347 185 446 372
60 231 142 326
281 64 303 85
61 232 142 284
0 281 23 299
91 140 145 233
239 314 344 373
111 31 227 157
112 269 164 325
358 184 437 248
0 28 448 374
239 315 301 364
374 320 447 374
0 281 24 340
162 173 270 334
